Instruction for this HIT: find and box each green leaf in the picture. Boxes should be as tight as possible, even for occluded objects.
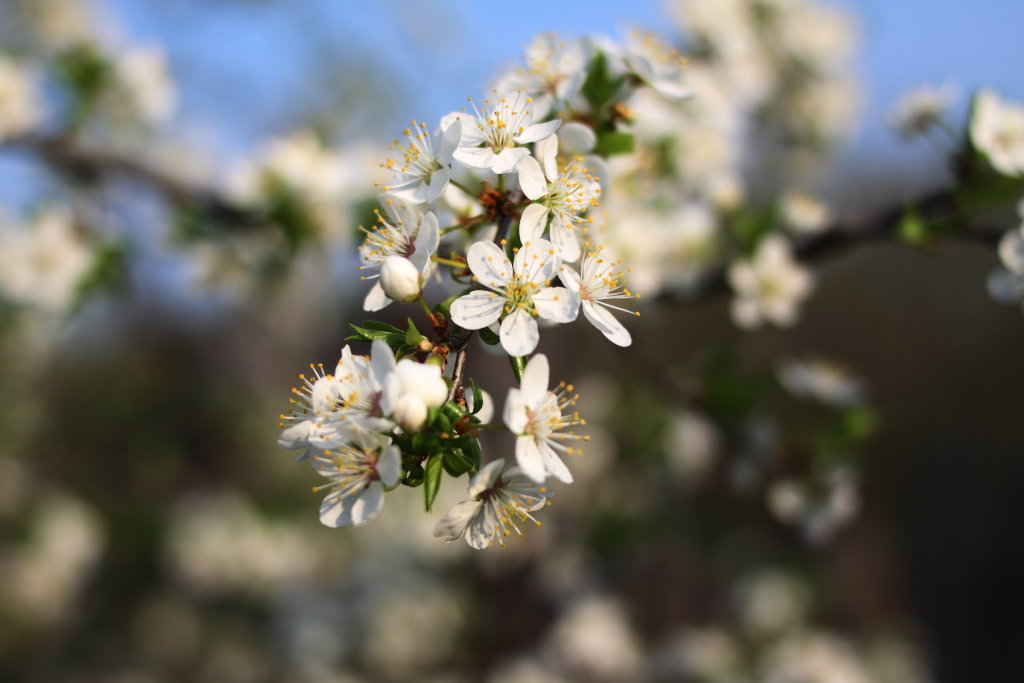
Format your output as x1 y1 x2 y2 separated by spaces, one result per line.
897 208 929 246
582 52 625 118
364 320 404 333
403 464 424 487
479 326 501 346
594 131 635 157
442 449 476 477
424 453 443 512
468 377 485 415
405 318 424 346
346 323 405 347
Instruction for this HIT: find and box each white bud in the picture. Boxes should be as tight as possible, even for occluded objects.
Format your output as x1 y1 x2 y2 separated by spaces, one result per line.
393 359 448 409
393 393 428 431
380 255 422 302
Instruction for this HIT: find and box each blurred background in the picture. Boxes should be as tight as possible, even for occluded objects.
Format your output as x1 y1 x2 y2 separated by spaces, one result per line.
1 0 1024 681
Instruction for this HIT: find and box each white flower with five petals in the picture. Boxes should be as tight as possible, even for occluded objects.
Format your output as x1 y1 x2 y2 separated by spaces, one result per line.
728 235 814 329
313 432 401 527
518 134 602 262
503 354 585 483
970 89 1024 177
441 91 561 174
379 119 462 204
359 198 439 311
558 244 638 347
449 239 578 357
432 459 550 549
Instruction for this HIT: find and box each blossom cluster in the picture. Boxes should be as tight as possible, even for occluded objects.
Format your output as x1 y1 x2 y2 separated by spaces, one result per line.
276 33 696 548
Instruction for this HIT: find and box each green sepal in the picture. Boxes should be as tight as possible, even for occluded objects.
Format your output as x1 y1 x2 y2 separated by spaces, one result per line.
424 453 444 512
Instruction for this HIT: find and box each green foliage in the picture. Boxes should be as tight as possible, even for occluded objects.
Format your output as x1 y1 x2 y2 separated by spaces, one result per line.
582 51 626 125
594 130 636 157
53 43 112 129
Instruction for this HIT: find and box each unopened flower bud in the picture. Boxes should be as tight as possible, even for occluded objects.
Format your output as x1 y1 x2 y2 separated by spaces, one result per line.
380 255 422 302
393 393 428 431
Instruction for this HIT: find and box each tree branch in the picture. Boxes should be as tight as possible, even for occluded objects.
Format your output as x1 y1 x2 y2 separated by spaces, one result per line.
3 133 265 227
666 186 1004 304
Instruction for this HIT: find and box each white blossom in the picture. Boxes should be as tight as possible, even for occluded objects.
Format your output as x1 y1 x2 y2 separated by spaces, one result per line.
381 359 449 431
518 134 602 262
312 432 401 527
621 30 691 101
359 198 439 311
503 354 585 483
442 91 560 174
114 45 177 123
558 243 638 346
780 191 831 236
493 33 591 120
433 459 550 549
379 119 461 203
728 235 814 329
449 239 578 357
0 55 40 139
970 89 1024 177
777 358 865 407
887 84 956 139
0 207 94 314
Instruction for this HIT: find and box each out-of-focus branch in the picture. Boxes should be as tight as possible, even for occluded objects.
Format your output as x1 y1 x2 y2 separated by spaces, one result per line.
3 133 265 226
670 186 1004 303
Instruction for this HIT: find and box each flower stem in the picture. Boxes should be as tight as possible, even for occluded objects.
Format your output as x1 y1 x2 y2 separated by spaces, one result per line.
431 255 467 269
508 355 525 383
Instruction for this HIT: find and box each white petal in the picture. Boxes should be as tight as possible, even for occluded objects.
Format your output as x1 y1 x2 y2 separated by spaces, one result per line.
517 156 549 200
515 436 548 483
499 309 540 357
558 122 596 154
348 483 385 526
441 112 480 145
450 290 504 329
515 119 561 144
438 119 463 160
533 287 579 323
558 265 582 292
514 239 559 284
582 300 632 346
731 297 763 329
410 212 440 271
550 217 581 262
454 145 503 170
489 147 531 174
370 340 396 383
503 387 529 433
433 500 482 542
537 439 573 484
519 202 550 243
377 445 401 487
277 421 314 450
465 504 499 549
425 167 451 203
999 228 1024 275
535 133 559 178
519 354 550 400
467 240 513 289
319 491 356 527
469 459 506 498
363 282 392 312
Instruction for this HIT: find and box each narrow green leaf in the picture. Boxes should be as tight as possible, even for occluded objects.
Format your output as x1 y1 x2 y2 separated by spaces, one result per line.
424 454 444 512
479 326 501 346
442 449 476 477
468 377 484 415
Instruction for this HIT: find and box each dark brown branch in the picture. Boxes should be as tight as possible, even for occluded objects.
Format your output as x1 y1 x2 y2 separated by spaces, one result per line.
3 133 265 227
662 186 1004 304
